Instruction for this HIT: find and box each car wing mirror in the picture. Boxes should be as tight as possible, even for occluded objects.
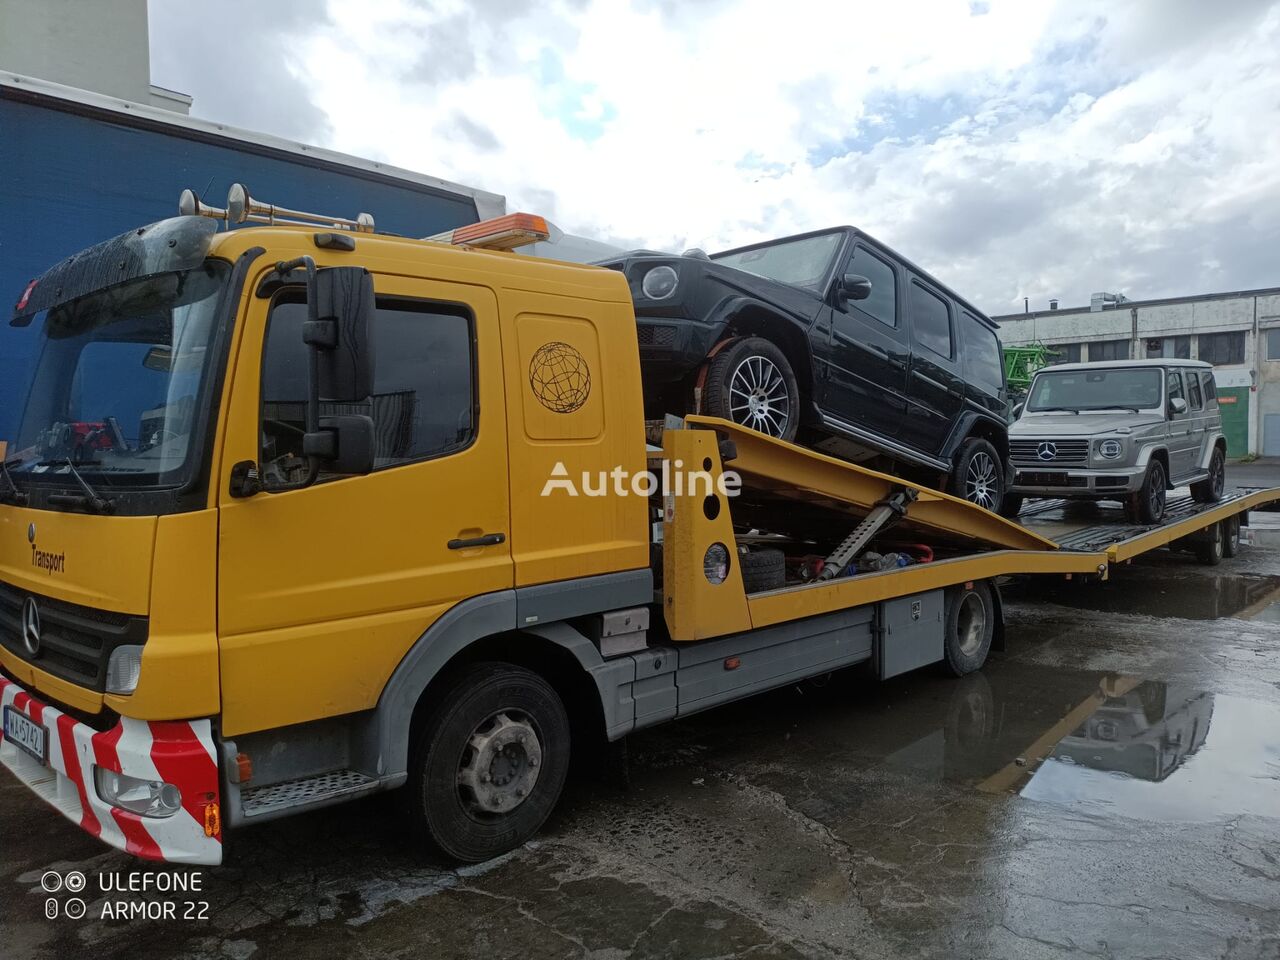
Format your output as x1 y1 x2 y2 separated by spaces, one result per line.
841 274 872 301
1169 397 1188 416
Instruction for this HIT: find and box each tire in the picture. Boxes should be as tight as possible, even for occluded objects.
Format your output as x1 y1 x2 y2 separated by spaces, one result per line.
950 438 1005 512
703 337 800 442
1126 460 1167 524
999 493 1024 519
1222 515 1241 558
740 546 786 593
940 580 995 677
1191 446 1226 503
406 663 570 863
1195 519 1224 566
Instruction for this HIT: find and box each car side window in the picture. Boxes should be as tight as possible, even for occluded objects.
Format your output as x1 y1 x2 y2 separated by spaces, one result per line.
1201 372 1217 401
846 246 897 328
260 294 476 482
1187 372 1203 410
909 281 953 359
961 312 1003 395
1166 370 1184 412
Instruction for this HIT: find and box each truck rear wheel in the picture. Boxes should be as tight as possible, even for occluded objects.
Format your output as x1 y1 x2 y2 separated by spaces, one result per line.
1195 519 1225 566
703 337 799 442
407 663 570 863
940 580 995 676
1222 515 1241 558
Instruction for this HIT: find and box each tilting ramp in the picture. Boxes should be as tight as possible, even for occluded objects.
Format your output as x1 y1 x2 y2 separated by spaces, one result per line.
685 416 1056 552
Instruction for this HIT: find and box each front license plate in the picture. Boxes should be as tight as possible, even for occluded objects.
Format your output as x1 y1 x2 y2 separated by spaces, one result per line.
3 705 47 764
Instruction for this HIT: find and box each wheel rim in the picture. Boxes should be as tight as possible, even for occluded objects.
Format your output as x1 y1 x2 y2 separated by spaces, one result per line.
1211 452 1224 498
956 592 988 658
1149 465 1166 518
1211 521 1223 556
456 710 542 817
964 452 999 510
728 355 790 438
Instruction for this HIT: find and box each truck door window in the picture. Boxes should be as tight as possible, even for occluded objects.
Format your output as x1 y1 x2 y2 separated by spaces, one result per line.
909 281 953 359
260 295 476 480
846 247 897 328
1187 373 1203 410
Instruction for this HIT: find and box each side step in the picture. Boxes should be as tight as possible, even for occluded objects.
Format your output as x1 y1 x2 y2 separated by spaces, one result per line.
240 769 380 821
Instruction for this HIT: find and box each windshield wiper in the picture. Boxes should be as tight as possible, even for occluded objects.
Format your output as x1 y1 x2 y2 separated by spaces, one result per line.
0 458 29 506
1083 405 1141 414
1032 406 1080 414
41 458 115 514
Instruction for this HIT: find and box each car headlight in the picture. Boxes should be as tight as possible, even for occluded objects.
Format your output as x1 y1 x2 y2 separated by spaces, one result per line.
1098 439 1123 459
95 767 183 817
641 265 679 299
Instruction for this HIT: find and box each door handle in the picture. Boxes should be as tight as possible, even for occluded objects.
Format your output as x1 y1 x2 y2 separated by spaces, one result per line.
448 533 506 550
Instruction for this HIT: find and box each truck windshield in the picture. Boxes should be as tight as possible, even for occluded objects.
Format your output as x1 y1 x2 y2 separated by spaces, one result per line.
1026 367 1164 412
8 261 230 490
712 232 843 292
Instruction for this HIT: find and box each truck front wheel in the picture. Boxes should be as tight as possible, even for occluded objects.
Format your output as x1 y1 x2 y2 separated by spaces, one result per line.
407 663 570 863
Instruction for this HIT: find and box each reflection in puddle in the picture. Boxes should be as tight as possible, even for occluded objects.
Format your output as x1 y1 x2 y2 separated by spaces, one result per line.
1007 572 1280 621
1022 685 1280 823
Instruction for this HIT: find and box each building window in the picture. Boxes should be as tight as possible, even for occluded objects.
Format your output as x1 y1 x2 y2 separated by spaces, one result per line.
1266 329 1280 361
1198 331 1245 365
1089 339 1130 362
1046 342 1082 365
1146 336 1190 359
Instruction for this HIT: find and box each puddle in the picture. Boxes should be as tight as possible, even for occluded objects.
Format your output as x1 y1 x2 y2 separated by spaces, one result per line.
1006 571 1280 620
1021 685 1280 823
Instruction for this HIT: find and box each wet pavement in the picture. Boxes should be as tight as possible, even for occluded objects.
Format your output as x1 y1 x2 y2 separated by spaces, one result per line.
5 527 1280 958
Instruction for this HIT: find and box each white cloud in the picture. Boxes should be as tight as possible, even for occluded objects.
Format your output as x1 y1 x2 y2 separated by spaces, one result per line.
150 0 1280 313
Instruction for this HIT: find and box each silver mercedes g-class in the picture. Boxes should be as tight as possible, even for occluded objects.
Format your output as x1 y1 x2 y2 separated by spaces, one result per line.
1005 359 1226 523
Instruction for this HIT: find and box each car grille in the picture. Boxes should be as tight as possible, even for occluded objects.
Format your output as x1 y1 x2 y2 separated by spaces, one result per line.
0 580 147 691
636 324 677 347
1010 438 1090 465
1016 471 1089 488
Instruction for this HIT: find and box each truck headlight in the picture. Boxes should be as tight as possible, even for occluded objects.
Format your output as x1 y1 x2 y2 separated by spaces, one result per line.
95 767 182 817
641 265 679 299
105 645 144 695
1098 439 1123 459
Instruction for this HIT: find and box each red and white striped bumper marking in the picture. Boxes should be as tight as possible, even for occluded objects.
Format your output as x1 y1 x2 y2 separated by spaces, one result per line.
0 677 222 865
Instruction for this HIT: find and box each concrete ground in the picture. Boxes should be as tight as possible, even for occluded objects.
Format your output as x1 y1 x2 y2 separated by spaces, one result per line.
5 522 1280 958
1227 457 1280 491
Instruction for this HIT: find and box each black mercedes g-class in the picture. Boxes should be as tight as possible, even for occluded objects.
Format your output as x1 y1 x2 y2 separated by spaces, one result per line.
600 227 1011 511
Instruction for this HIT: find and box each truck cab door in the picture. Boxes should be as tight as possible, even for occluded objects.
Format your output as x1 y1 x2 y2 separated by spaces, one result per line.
215 268 512 737
824 243 908 437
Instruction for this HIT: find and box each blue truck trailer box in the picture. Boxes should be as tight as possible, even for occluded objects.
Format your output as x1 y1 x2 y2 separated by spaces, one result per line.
0 72 505 443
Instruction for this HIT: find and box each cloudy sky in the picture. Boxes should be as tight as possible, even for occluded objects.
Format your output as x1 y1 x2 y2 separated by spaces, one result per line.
150 0 1280 315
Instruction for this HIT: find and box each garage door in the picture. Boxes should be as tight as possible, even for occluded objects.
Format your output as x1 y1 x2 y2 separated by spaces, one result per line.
1218 387 1250 455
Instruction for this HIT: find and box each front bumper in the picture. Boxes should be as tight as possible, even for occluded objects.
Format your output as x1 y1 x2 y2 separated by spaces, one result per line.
0 676 222 864
1010 464 1145 497
635 316 725 383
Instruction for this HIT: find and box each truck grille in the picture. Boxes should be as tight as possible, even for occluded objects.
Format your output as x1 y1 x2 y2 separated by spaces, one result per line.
1010 438 1090 465
0 581 147 692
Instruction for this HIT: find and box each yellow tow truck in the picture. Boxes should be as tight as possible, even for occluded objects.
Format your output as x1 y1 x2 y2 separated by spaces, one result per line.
0 188 1272 864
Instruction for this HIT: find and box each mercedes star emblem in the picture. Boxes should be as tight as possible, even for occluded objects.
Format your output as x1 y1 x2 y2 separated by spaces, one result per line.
1036 441 1058 461
21 596 41 657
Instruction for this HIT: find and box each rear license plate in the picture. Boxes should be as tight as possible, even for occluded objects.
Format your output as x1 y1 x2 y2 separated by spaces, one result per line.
3 705 47 764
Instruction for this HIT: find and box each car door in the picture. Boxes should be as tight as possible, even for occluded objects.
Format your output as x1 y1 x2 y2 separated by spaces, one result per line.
1164 369 1198 481
903 278 965 456
216 267 512 736
1185 370 1210 471
821 242 909 438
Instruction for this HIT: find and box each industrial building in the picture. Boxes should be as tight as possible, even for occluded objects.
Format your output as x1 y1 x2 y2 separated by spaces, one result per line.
995 287 1280 458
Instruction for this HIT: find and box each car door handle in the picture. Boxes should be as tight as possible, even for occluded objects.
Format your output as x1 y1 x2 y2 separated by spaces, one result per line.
448 533 506 550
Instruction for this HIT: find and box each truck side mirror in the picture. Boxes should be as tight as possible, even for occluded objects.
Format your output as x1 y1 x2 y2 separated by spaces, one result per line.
841 274 872 301
304 266 375 403
1168 397 1188 416
302 415 376 475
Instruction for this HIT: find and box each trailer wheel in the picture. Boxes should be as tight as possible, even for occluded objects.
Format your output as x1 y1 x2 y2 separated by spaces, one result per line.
940 581 995 676
703 337 799 442
407 663 570 863
1195 520 1225 566
740 547 786 592
1222 516 1241 558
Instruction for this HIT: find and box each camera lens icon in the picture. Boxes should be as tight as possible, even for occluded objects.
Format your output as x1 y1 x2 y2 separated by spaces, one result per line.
40 871 62 893
65 898 88 920
65 871 87 893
